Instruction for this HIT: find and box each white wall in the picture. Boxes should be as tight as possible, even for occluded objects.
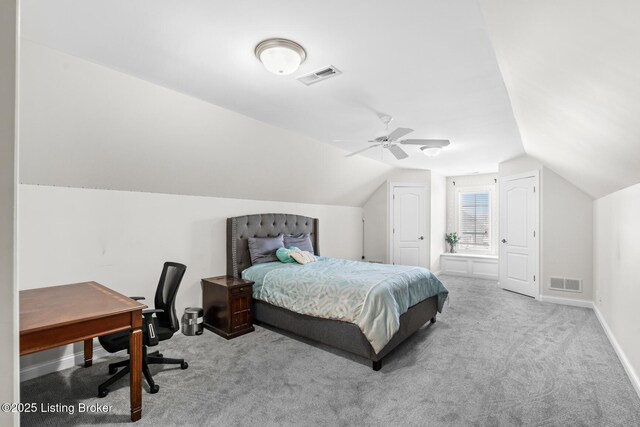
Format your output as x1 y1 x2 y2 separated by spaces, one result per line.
542 168 593 300
430 172 447 272
363 183 387 263
593 182 640 396
499 155 593 300
387 170 431 184
18 184 364 373
0 0 18 424
498 154 543 177
446 173 498 255
19 41 394 207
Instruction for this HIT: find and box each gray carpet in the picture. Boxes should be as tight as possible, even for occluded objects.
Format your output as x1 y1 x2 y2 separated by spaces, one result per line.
21 275 640 426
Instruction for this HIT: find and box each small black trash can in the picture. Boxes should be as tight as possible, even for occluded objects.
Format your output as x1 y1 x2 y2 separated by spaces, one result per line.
181 307 203 336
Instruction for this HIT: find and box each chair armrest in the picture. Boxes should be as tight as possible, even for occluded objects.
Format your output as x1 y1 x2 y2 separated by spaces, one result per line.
129 296 146 301
142 309 164 316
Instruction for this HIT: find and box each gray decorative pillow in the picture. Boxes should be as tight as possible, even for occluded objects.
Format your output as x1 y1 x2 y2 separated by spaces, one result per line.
284 234 314 254
248 235 284 265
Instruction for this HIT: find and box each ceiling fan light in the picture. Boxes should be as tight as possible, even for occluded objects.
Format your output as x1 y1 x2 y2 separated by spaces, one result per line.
255 39 306 75
421 146 442 157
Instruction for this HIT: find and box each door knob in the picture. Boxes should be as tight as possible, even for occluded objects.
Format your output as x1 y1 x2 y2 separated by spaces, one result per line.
418 236 424 240
501 239 507 243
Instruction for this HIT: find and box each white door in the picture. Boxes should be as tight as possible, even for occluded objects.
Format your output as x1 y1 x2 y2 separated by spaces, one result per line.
499 172 539 298
392 186 428 267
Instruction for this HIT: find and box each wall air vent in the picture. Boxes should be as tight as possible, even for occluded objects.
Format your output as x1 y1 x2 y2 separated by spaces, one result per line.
297 65 341 86
565 278 582 291
549 277 582 293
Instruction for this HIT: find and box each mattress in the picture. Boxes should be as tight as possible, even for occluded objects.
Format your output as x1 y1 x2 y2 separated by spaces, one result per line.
242 257 448 353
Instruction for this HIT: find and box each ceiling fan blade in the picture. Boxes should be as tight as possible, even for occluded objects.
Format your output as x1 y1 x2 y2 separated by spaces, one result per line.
387 127 414 141
388 144 409 160
400 139 451 147
345 144 380 157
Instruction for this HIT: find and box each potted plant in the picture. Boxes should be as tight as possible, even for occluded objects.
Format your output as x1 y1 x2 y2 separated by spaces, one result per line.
445 232 459 253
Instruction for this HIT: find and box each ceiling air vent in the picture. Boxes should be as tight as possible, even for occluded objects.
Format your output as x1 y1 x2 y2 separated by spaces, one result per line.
549 277 582 293
297 65 341 86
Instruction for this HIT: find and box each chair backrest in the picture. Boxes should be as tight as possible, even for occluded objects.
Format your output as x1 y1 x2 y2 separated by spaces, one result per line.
154 261 187 332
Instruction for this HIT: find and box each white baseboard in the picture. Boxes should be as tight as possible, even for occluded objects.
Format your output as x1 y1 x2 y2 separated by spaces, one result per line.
593 305 640 400
539 294 594 309
20 346 111 382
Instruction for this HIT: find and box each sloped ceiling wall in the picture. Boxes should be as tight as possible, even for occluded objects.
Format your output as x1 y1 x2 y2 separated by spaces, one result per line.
480 0 640 198
20 2 640 202
20 0 525 178
19 41 395 207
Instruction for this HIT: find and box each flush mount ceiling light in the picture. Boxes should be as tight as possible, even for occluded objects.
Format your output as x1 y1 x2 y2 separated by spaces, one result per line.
420 140 451 157
255 38 306 75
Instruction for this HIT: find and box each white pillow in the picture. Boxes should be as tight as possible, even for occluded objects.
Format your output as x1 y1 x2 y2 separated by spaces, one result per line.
289 250 317 265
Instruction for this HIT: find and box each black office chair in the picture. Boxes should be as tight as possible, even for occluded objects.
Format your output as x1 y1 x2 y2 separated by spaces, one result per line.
97 262 188 398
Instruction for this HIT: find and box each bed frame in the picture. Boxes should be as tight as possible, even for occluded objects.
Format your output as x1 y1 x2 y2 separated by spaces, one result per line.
226 213 438 371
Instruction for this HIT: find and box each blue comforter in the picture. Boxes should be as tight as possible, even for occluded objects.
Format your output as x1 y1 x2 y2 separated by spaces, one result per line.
243 257 448 353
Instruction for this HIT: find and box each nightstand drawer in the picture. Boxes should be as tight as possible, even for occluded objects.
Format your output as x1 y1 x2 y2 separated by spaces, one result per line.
231 286 251 295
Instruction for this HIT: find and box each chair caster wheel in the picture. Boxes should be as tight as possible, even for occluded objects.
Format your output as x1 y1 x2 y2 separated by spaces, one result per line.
181 362 188 370
98 389 109 398
108 367 118 375
150 384 159 394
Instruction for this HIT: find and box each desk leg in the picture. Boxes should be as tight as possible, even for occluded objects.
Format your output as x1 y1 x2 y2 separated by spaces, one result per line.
130 328 142 422
84 339 93 367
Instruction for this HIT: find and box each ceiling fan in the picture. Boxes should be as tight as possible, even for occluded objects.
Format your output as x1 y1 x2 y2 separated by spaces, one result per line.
344 115 450 160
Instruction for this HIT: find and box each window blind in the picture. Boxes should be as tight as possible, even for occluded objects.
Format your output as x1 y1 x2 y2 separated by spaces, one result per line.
459 192 490 247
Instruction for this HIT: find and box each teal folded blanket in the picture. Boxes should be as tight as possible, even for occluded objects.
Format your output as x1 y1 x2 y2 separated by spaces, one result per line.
243 257 448 353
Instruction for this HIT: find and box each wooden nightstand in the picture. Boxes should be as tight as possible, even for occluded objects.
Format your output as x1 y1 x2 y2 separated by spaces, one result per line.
201 276 255 339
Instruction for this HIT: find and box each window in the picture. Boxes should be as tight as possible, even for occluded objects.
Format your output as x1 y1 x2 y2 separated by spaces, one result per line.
458 191 491 250
448 178 497 255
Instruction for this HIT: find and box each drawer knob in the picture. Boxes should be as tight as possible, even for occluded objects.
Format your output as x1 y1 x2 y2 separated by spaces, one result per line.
239 288 244 292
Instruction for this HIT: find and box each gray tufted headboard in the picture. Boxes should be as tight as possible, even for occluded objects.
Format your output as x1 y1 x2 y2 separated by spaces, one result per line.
227 213 320 278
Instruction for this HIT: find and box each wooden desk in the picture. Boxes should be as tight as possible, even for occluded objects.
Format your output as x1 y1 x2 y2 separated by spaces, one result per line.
20 282 147 422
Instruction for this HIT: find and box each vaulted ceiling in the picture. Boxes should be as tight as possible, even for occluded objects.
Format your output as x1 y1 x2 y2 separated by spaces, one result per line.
480 0 640 198
20 0 640 198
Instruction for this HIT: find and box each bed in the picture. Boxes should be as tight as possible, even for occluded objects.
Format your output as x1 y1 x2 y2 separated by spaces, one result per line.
226 213 448 370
